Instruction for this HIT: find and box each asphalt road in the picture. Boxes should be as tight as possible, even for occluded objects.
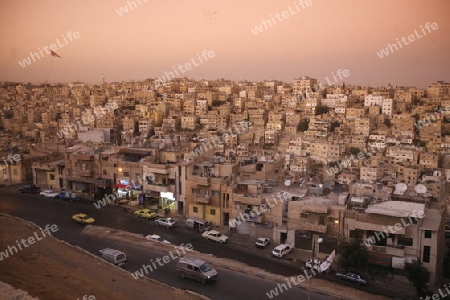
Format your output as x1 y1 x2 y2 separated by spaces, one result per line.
0 185 332 300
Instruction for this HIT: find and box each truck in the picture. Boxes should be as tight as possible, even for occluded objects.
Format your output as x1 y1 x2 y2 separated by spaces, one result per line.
57 191 81 201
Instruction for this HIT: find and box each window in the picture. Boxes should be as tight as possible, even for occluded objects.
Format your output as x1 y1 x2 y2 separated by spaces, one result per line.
212 190 220 197
210 209 216 215
49 174 55 180
13 169 17 175
192 188 199 196
425 230 432 239
423 246 431 263
123 172 129 177
103 170 107 175
193 206 198 213
319 216 325 225
398 236 413 247
300 213 308 219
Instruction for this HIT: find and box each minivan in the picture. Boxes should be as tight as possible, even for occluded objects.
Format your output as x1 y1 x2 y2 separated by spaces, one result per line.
186 217 211 233
97 248 127 267
177 257 218 284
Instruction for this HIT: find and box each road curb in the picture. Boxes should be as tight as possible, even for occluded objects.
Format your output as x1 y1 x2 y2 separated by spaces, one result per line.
81 225 393 300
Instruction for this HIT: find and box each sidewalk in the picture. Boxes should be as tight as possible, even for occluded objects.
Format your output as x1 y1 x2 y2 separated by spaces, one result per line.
227 232 416 299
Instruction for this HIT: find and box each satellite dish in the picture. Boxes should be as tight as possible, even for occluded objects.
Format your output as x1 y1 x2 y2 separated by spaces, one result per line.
284 180 291 186
395 183 407 193
415 184 427 194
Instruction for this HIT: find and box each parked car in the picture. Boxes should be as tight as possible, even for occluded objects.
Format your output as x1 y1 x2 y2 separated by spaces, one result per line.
272 244 293 258
155 218 176 228
305 258 322 270
72 213 95 225
146 234 171 244
186 217 211 232
177 257 218 284
201 230 229 243
40 190 59 198
58 191 81 201
255 237 270 248
134 209 156 220
19 185 41 194
335 271 368 285
98 248 127 267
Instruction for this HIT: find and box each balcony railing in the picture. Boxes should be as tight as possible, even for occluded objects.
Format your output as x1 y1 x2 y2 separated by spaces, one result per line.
145 163 170 175
193 194 210 204
233 193 264 205
287 218 328 233
77 170 94 177
189 175 210 185
145 183 175 193
368 244 405 257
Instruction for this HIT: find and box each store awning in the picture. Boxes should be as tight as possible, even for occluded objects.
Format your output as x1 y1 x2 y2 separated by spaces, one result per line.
115 183 129 189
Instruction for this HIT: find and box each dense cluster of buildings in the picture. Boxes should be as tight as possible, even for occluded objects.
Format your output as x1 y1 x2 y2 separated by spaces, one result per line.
1 77 450 287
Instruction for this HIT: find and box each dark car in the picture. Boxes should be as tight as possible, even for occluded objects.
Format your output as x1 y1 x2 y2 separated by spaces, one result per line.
336 271 368 285
57 191 81 201
18 185 41 194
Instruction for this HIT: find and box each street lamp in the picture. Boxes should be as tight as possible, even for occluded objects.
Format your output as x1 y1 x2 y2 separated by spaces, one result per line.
309 237 323 300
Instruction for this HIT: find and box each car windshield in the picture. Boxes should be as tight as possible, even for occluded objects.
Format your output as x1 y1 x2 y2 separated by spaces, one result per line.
274 249 280 253
116 254 125 260
199 263 212 272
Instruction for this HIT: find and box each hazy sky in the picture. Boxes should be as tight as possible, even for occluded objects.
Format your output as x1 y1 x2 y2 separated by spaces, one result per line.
1 0 449 87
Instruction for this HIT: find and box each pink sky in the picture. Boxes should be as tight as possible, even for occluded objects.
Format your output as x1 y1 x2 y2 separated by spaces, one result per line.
1 0 449 87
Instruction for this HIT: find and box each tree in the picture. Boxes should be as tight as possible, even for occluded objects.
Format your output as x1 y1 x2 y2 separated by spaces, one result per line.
349 147 360 157
315 105 330 116
298 119 309 132
383 119 392 128
338 239 368 271
404 259 428 296
330 121 340 132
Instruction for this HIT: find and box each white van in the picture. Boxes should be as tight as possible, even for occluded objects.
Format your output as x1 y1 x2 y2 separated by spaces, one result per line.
97 248 127 267
186 218 211 233
177 257 218 284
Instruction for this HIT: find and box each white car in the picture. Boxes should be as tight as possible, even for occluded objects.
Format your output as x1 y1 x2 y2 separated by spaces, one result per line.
155 218 176 228
272 244 293 258
255 237 270 248
201 230 229 243
146 234 171 244
40 190 59 198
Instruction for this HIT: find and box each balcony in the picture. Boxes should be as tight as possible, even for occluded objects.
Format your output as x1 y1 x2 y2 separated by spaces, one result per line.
193 194 210 204
287 218 328 233
145 163 170 175
233 193 264 206
73 154 94 161
77 170 94 177
368 244 405 257
190 175 210 185
145 183 175 193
